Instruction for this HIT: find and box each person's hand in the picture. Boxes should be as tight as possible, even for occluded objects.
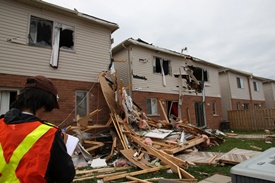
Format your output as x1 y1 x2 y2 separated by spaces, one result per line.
62 132 68 144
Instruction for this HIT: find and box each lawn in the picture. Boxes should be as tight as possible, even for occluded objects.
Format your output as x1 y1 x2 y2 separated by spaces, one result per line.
75 130 275 182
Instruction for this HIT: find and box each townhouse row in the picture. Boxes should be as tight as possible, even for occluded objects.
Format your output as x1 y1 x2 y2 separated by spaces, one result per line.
1 0 274 129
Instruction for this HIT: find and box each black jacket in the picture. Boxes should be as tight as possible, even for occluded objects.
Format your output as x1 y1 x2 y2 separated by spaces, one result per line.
1 108 75 183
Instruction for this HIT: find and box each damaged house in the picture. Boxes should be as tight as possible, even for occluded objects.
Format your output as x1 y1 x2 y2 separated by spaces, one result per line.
112 38 225 129
219 68 266 121
0 0 119 127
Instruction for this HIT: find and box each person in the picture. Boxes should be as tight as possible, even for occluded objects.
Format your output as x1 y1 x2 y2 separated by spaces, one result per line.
0 76 75 183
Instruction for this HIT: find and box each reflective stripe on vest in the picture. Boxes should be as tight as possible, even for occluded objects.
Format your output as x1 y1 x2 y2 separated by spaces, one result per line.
0 124 52 183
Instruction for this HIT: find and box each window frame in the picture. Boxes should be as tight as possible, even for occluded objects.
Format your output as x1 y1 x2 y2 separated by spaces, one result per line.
146 98 158 116
28 15 75 51
75 90 89 118
253 81 259 92
153 56 171 76
212 101 217 115
236 77 244 89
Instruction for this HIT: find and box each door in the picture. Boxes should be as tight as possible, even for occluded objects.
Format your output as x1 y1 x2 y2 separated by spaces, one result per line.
194 102 205 127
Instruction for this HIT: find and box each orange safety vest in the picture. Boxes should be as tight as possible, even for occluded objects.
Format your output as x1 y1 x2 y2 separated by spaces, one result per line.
0 119 57 183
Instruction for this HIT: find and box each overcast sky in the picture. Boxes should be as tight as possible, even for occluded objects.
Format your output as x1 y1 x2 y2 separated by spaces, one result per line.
44 0 275 80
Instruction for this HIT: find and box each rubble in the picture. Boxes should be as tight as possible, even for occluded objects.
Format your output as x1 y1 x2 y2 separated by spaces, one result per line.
66 71 226 182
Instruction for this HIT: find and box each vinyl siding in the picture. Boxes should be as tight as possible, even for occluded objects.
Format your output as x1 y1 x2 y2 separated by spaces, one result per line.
250 79 265 100
115 45 222 98
229 73 250 100
0 0 112 82
263 82 275 108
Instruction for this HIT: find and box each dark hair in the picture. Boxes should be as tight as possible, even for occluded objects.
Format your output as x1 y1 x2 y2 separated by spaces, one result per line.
11 88 58 115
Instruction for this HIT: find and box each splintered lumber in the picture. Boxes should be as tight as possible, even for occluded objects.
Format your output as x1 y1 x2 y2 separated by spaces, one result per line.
105 137 117 161
129 135 194 179
111 113 128 149
158 99 170 123
103 165 170 182
125 176 151 183
77 109 102 127
120 149 154 170
164 136 206 154
76 166 132 175
83 140 104 152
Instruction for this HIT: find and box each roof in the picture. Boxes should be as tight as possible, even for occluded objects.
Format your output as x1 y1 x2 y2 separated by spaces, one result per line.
112 38 225 69
15 0 119 33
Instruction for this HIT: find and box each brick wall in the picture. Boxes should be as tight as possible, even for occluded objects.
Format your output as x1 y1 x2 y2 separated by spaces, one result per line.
132 91 222 129
0 74 110 127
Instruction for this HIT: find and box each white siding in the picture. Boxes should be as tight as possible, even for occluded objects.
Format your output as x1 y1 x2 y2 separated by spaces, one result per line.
0 0 112 82
219 72 232 120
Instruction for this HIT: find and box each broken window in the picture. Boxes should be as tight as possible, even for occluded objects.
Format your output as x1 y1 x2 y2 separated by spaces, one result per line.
236 77 244 89
253 81 259 91
146 98 158 115
29 16 75 50
76 90 89 117
153 57 171 75
29 16 53 47
188 66 208 82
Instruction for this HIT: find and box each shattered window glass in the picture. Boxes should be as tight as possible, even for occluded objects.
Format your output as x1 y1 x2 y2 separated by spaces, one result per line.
153 57 171 75
29 16 53 47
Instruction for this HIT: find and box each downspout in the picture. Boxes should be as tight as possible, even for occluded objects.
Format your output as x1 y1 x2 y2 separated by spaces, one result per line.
247 75 253 107
201 69 207 128
122 43 133 97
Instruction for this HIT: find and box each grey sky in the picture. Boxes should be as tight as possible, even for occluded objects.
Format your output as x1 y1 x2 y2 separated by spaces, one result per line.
45 0 275 80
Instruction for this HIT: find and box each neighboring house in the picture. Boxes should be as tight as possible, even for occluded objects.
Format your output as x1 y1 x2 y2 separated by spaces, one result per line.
112 38 224 129
219 68 266 120
0 0 119 127
262 79 275 108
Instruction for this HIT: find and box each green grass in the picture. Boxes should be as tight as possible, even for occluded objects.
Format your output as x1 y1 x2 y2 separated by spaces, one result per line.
75 131 275 182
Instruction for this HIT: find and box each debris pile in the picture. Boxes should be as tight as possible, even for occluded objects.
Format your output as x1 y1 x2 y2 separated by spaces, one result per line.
66 71 225 182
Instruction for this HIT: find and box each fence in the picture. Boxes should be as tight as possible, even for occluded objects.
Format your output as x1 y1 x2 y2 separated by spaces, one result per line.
228 108 275 130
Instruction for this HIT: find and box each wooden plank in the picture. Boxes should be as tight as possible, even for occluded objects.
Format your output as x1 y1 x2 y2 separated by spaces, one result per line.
103 165 170 182
130 135 194 179
164 137 206 154
120 149 153 170
126 176 151 183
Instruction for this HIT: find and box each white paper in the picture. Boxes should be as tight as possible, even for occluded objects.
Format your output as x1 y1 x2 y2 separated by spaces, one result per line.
66 134 79 156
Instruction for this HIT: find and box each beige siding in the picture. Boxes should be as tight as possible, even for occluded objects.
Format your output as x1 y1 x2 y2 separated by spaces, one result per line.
113 48 131 87
122 45 222 98
263 82 275 108
250 79 265 100
219 72 232 120
229 73 250 100
0 0 112 82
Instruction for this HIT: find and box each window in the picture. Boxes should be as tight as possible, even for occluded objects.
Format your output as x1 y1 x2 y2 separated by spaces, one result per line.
76 91 89 117
236 77 244 88
0 90 18 115
29 16 74 50
243 103 249 110
212 101 217 115
254 104 259 109
253 81 259 91
236 102 241 110
29 16 53 47
153 57 171 75
146 98 158 115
